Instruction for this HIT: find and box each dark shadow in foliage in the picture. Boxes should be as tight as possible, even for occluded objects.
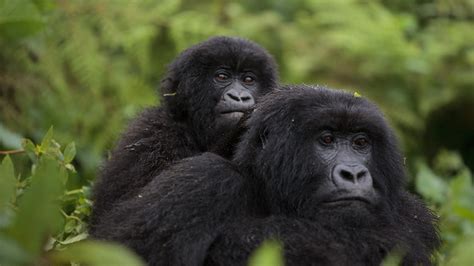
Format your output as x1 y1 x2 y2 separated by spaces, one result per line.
424 96 474 172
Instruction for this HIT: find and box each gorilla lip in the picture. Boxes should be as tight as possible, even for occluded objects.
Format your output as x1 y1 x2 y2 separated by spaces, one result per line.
220 109 249 114
322 196 371 205
220 110 249 119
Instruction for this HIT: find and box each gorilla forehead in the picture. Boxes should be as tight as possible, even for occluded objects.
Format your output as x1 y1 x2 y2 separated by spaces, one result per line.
253 85 390 138
174 36 276 74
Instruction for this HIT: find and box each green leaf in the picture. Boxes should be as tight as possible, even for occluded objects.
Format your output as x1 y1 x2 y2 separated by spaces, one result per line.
447 237 474 265
31 0 56 12
58 232 88 245
415 162 447 204
0 156 16 211
248 240 284 266
63 142 76 164
49 240 145 266
449 169 474 221
39 127 54 153
8 157 65 257
21 138 36 153
21 138 37 162
0 0 46 41
0 235 30 265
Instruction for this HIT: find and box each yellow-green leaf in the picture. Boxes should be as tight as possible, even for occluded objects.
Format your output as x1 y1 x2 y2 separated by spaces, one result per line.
63 142 76 164
8 157 65 257
40 127 54 153
248 240 284 266
0 156 16 211
49 240 145 266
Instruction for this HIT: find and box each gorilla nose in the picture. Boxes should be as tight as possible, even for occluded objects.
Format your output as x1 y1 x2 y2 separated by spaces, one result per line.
332 164 372 191
224 90 255 108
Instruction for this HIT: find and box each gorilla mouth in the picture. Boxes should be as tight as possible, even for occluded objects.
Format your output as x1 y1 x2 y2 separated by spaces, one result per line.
220 110 246 114
321 196 371 206
220 110 246 119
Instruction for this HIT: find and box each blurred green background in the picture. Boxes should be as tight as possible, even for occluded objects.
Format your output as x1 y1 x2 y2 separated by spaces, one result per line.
1 0 473 265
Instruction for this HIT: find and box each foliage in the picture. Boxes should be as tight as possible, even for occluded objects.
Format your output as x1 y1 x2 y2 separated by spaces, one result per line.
0 0 473 265
0 129 144 265
248 240 284 266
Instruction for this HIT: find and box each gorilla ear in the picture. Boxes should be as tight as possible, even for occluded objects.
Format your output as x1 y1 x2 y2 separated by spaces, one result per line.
160 77 187 120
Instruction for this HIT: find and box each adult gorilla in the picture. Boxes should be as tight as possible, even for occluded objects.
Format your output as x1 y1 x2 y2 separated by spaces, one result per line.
93 85 439 265
90 36 278 230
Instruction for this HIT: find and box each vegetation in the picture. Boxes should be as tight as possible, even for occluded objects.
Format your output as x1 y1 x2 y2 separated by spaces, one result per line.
0 0 473 265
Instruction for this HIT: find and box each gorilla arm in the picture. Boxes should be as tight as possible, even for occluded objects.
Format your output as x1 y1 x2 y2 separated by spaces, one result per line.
92 153 247 265
90 107 200 229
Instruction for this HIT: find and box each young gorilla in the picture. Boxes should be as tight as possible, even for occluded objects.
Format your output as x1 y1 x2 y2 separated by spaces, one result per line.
90 37 278 231
93 85 439 265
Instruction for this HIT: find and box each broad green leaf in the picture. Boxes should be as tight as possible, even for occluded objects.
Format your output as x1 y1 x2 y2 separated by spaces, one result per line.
415 162 447 204
63 142 76 164
449 169 474 221
248 240 284 266
8 157 65 257
447 237 474 265
0 156 16 211
0 235 30 265
31 0 56 12
382 253 402 266
0 0 45 40
49 240 145 266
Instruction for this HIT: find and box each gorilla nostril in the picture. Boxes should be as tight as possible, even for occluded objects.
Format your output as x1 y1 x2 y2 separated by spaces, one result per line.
357 170 367 179
340 169 354 181
241 96 252 102
227 93 241 102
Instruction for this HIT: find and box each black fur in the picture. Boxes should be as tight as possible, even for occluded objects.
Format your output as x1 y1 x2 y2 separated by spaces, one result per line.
90 36 278 231
93 85 439 265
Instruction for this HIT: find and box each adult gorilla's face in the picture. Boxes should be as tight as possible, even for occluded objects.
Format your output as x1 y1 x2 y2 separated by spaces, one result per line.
235 85 406 222
312 130 378 208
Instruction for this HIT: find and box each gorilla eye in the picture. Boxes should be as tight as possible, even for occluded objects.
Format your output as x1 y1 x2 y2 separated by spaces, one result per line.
353 137 369 148
215 73 229 81
320 135 334 145
243 76 254 84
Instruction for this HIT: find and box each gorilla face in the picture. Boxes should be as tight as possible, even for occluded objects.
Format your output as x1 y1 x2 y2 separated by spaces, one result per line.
213 66 261 131
161 36 278 149
235 85 405 221
313 130 378 208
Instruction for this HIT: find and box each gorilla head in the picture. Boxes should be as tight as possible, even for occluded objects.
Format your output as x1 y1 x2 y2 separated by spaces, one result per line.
235 85 433 226
231 85 438 264
161 36 278 149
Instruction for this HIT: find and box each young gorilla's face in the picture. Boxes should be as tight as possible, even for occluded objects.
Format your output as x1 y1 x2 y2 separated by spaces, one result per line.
162 37 278 149
212 65 262 131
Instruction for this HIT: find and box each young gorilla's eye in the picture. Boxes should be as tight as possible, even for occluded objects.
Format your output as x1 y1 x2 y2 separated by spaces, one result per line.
320 134 334 145
215 73 229 81
353 137 369 148
243 76 254 84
